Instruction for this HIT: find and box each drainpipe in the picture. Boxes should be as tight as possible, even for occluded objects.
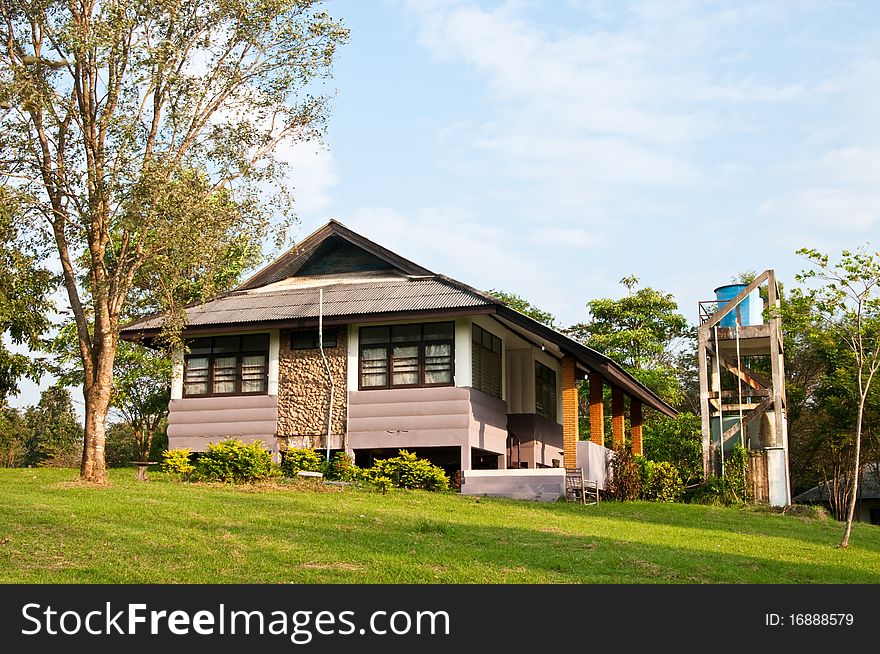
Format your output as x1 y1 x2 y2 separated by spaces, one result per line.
319 288 335 462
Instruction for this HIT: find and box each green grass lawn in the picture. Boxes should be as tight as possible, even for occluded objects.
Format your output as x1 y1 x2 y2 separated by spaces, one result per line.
1 467 878 583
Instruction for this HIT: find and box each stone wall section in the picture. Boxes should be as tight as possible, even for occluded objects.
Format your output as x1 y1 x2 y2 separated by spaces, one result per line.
277 326 348 448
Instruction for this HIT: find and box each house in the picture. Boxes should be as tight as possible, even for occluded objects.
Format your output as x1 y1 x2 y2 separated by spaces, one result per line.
793 464 880 525
120 220 676 478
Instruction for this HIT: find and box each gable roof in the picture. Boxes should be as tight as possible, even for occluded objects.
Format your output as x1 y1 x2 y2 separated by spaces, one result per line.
120 219 677 418
236 219 433 290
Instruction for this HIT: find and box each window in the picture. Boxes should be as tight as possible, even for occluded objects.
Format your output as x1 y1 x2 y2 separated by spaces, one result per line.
184 334 269 397
535 361 557 421
358 322 454 389
472 324 502 399
291 328 337 350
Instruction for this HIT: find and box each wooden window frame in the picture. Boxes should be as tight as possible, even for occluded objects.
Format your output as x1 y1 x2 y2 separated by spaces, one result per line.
183 334 270 398
357 322 455 391
535 360 558 421
291 328 338 350
472 324 503 399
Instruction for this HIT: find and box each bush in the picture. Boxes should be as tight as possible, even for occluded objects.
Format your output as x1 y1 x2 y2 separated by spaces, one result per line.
325 451 361 481
193 439 279 483
683 444 752 506
280 448 326 477
643 412 704 485
639 459 684 502
162 448 195 478
605 445 641 501
364 450 449 492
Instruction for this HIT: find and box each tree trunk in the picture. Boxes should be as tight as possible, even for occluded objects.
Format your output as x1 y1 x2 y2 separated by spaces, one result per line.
840 399 864 548
79 338 117 484
81 386 111 483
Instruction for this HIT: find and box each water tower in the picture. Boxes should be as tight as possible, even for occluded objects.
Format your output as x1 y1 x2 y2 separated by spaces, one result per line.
696 270 791 506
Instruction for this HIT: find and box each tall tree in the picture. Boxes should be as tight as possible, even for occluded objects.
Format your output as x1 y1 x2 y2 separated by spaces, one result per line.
0 0 348 482
566 275 692 405
23 383 83 466
794 247 880 548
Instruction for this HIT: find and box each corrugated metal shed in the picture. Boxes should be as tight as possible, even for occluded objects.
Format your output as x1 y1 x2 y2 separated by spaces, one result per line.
121 272 492 332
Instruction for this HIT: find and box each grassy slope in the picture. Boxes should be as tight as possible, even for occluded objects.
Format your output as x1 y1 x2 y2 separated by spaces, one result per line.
1 468 878 584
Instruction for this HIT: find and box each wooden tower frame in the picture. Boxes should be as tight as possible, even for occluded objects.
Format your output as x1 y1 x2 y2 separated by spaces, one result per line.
697 270 791 506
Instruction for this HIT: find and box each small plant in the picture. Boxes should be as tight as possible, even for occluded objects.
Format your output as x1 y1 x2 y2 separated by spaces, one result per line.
640 459 684 502
193 438 279 483
363 450 449 492
325 451 361 481
280 448 326 477
162 448 195 479
724 444 750 502
605 445 641 501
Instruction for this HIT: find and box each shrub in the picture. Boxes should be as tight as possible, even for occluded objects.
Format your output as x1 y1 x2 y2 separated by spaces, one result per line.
686 476 737 506
364 450 449 492
280 448 326 477
162 448 195 478
724 444 750 502
605 445 641 501
640 460 684 502
643 412 703 485
325 451 361 481
194 439 279 483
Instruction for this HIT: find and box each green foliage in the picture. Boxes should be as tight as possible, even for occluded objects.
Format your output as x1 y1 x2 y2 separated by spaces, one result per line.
724 444 750 503
1 0 348 479
605 445 642 501
639 459 684 502
162 448 196 479
687 444 750 506
105 421 168 467
0 195 55 401
22 385 83 467
193 439 279 484
486 290 557 327
643 412 703 485
0 404 31 468
363 450 449 492
280 448 326 477
792 247 880 545
325 451 360 482
565 276 693 406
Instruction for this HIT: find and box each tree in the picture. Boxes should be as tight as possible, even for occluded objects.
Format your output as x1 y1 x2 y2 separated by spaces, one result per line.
794 247 880 548
565 275 692 405
53 324 171 462
486 289 557 327
0 190 55 401
0 403 30 467
1 0 348 482
22 383 83 466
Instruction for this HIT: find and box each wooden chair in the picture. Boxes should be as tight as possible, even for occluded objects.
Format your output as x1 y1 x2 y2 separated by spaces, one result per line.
565 467 599 505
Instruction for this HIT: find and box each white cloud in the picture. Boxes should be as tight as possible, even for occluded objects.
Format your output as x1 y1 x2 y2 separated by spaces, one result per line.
276 140 340 215
760 146 880 235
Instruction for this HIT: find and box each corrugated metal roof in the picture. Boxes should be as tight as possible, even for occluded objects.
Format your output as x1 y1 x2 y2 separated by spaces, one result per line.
121 273 491 332
794 465 880 502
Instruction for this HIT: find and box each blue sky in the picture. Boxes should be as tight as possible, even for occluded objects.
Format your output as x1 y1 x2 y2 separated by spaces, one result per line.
10 0 880 408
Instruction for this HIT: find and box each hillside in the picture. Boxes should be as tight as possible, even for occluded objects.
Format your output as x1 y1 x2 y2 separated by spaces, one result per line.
1 468 878 583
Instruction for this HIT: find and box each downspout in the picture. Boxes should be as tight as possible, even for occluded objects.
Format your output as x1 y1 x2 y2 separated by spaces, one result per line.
319 288 335 462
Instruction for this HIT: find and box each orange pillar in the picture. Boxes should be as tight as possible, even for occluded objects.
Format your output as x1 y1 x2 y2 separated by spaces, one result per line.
589 371 604 446
630 399 643 456
612 386 625 448
562 356 579 469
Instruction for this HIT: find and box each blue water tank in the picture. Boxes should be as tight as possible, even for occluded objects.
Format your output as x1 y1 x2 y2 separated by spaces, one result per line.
714 284 764 327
